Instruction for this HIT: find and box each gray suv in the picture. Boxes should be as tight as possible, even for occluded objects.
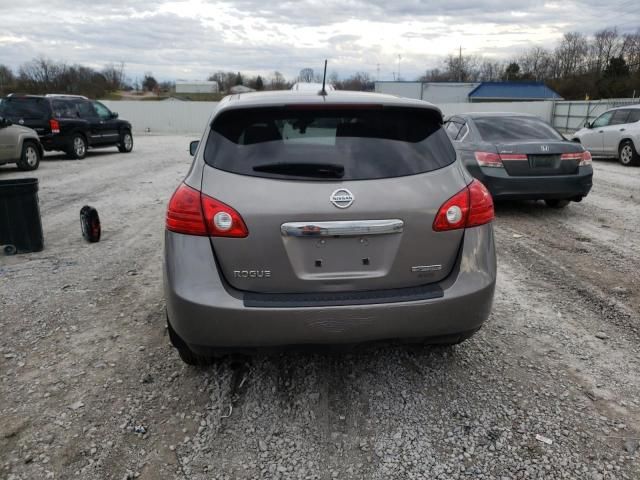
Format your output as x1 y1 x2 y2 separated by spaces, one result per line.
164 91 497 365
0 116 42 171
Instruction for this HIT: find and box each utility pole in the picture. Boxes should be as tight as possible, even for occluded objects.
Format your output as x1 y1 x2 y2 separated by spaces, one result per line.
376 63 380 81
458 46 463 82
397 55 402 81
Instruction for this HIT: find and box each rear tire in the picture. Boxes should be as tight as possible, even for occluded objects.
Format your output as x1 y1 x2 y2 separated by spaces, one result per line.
618 140 640 166
17 141 41 171
67 134 87 160
118 130 133 153
545 199 570 208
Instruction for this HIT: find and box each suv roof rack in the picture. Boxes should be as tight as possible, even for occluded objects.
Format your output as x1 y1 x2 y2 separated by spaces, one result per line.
45 94 89 100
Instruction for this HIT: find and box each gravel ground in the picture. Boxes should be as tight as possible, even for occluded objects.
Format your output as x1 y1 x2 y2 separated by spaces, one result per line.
1 135 639 480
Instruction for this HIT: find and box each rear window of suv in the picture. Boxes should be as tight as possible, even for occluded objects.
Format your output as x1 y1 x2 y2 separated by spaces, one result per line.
203 106 455 180
0 98 50 119
474 116 563 141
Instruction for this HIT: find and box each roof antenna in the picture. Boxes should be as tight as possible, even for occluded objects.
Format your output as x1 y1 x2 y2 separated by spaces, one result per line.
320 59 328 96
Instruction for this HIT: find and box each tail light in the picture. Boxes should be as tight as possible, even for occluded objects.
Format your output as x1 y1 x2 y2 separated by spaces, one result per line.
166 183 248 237
560 150 592 166
433 180 494 232
474 152 527 168
49 119 60 134
474 152 502 168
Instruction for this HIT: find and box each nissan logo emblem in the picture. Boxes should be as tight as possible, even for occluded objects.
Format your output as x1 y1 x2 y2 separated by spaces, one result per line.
330 189 354 208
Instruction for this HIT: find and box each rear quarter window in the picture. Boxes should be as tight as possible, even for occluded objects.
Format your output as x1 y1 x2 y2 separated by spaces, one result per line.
0 98 50 119
203 106 455 181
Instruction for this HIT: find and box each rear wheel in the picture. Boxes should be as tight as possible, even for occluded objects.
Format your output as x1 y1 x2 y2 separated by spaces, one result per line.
545 199 570 208
17 141 41 171
118 130 133 153
67 134 87 159
618 140 640 166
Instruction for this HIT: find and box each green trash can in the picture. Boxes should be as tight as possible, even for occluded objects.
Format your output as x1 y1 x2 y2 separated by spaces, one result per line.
0 178 44 254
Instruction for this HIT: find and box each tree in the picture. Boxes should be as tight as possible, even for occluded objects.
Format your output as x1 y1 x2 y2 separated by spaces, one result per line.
604 56 630 78
0 65 15 95
298 68 314 82
102 62 126 91
271 71 287 90
142 73 158 92
502 62 521 81
255 75 264 90
234 72 243 86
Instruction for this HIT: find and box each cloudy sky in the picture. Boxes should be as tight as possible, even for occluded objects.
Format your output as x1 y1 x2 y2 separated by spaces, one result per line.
0 0 638 82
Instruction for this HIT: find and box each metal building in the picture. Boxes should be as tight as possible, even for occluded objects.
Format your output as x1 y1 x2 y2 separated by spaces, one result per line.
374 81 479 103
175 81 219 94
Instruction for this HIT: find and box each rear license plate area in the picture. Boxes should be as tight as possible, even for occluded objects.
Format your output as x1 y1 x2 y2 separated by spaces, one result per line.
529 155 558 168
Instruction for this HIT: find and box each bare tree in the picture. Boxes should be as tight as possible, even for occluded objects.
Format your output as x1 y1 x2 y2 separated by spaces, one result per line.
102 62 126 91
0 64 15 94
590 28 621 74
298 68 314 82
554 32 588 78
271 71 287 90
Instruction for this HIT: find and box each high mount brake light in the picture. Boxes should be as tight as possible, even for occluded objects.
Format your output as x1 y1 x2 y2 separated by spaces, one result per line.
166 184 248 238
433 180 494 232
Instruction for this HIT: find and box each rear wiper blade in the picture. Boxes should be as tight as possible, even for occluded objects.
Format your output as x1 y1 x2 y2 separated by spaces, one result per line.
252 162 344 178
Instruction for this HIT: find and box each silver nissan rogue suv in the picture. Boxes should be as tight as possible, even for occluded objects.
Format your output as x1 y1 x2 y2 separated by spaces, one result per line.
164 90 496 365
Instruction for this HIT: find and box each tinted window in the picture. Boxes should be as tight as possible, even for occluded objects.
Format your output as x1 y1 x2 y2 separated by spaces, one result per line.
610 109 631 125
474 116 563 141
0 98 49 119
75 100 97 119
204 106 455 181
628 110 640 123
51 100 77 118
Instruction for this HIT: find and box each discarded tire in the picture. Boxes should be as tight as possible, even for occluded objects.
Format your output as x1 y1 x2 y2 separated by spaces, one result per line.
0 178 44 254
80 205 101 242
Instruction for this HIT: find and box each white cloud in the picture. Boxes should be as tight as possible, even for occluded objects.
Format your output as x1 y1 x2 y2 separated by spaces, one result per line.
0 0 638 81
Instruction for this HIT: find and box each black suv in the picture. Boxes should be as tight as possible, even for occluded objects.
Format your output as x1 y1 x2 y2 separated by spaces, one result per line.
0 94 133 159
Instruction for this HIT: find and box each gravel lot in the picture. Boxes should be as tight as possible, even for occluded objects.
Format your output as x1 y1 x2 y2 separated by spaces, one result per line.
1 135 639 480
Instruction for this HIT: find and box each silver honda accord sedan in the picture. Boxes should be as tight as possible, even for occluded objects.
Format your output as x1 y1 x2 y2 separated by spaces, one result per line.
164 90 496 365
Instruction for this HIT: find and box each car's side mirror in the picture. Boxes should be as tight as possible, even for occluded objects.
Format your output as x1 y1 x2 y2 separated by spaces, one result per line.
111 112 119 119
0 116 10 128
189 140 199 156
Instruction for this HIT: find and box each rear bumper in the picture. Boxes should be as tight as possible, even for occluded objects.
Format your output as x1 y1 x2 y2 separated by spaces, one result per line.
468 165 593 201
39 134 69 152
163 225 496 351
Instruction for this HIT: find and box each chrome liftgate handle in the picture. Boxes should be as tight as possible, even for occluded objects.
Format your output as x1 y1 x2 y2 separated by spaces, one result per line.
281 219 404 237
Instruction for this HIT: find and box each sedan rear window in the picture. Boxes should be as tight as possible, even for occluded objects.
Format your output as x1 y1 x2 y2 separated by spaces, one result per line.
474 116 563 142
203 106 455 180
0 98 50 119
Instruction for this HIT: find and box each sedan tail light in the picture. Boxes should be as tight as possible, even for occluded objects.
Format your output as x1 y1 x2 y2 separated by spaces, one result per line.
49 119 60 134
560 150 592 166
474 152 528 167
433 180 495 232
166 183 248 237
